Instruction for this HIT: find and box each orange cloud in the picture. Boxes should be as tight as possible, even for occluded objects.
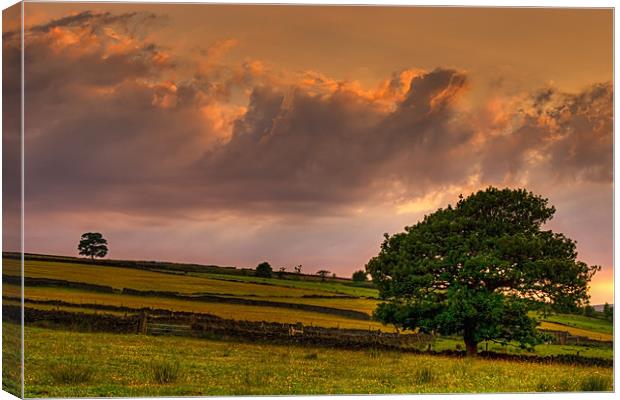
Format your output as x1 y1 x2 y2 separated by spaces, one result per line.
200 102 246 144
206 38 238 59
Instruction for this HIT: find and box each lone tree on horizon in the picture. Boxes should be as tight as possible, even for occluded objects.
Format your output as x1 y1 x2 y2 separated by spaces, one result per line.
78 232 108 260
366 187 599 357
316 270 331 281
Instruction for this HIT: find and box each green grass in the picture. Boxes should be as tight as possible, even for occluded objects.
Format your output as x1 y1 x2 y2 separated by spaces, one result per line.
48 358 95 384
541 313 613 336
198 272 378 298
6 283 380 315
6 256 613 365
21 323 613 397
150 359 182 384
414 367 434 384
10 285 392 331
580 375 613 391
433 336 613 360
2 322 22 397
538 321 612 341
237 295 378 314
5 259 373 298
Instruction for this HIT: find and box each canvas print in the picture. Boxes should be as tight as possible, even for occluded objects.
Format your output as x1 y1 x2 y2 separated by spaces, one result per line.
1 3 614 397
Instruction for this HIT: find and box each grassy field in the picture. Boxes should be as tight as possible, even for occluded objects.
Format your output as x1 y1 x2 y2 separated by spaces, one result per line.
7 259 376 299
198 272 378 298
2 322 21 397
433 337 613 360
8 290 614 361
5 283 380 316
8 260 327 297
538 321 613 342
543 313 614 335
6 285 389 331
19 323 612 397
5 256 614 372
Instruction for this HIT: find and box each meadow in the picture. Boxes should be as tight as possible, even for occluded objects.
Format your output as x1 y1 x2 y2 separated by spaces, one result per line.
4 259 345 298
543 313 614 335
19 324 613 397
2 254 614 395
5 284 388 331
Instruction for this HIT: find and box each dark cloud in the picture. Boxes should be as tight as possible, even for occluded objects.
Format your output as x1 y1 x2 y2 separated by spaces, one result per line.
545 83 612 182
28 10 162 37
480 82 613 184
182 68 474 214
10 10 612 223
2 4 22 252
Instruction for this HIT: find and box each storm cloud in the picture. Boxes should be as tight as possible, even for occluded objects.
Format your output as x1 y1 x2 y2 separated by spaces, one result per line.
17 12 489 217
12 11 612 217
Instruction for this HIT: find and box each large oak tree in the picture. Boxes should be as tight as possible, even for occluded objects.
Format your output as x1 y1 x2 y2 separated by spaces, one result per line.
366 187 599 356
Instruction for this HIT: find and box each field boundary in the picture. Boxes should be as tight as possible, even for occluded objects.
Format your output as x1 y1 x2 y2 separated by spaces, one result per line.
5 305 612 368
3 252 248 276
539 328 612 347
3 275 371 320
3 252 377 290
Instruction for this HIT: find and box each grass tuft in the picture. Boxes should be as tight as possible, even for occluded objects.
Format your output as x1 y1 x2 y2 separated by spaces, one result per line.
367 347 382 359
557 379 571 392
304 352 319 360
580 375 610 392
48 360 95 385
414 367 433 384
151 360 182 384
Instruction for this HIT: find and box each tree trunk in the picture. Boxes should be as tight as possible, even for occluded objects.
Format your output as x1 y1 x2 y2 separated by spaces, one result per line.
464 337 478 357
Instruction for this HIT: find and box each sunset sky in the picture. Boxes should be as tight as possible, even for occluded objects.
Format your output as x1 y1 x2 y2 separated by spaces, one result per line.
3 5 613 303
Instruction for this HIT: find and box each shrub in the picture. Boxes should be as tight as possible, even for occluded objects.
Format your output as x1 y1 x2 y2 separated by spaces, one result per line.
255 262 273 278
151 360 182 384
49 361 95 385
415 367 433 384
352 270 368 282
304 353 319 360
580 375 610 392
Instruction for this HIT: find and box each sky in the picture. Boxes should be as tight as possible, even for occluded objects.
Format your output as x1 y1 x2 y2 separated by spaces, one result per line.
2 4 613 303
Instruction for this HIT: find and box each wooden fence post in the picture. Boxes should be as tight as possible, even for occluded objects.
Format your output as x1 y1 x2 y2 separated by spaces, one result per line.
139 311 148 334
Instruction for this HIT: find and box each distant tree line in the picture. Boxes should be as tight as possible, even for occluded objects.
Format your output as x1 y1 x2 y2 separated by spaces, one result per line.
581 303 613 322
253 262 372 284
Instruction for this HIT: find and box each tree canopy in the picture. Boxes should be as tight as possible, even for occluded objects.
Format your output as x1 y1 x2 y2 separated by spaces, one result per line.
366 187 599 356
78 232 108 259
603 303 613 322
255 262 273 278
352 270 368 282
317 270 331 281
